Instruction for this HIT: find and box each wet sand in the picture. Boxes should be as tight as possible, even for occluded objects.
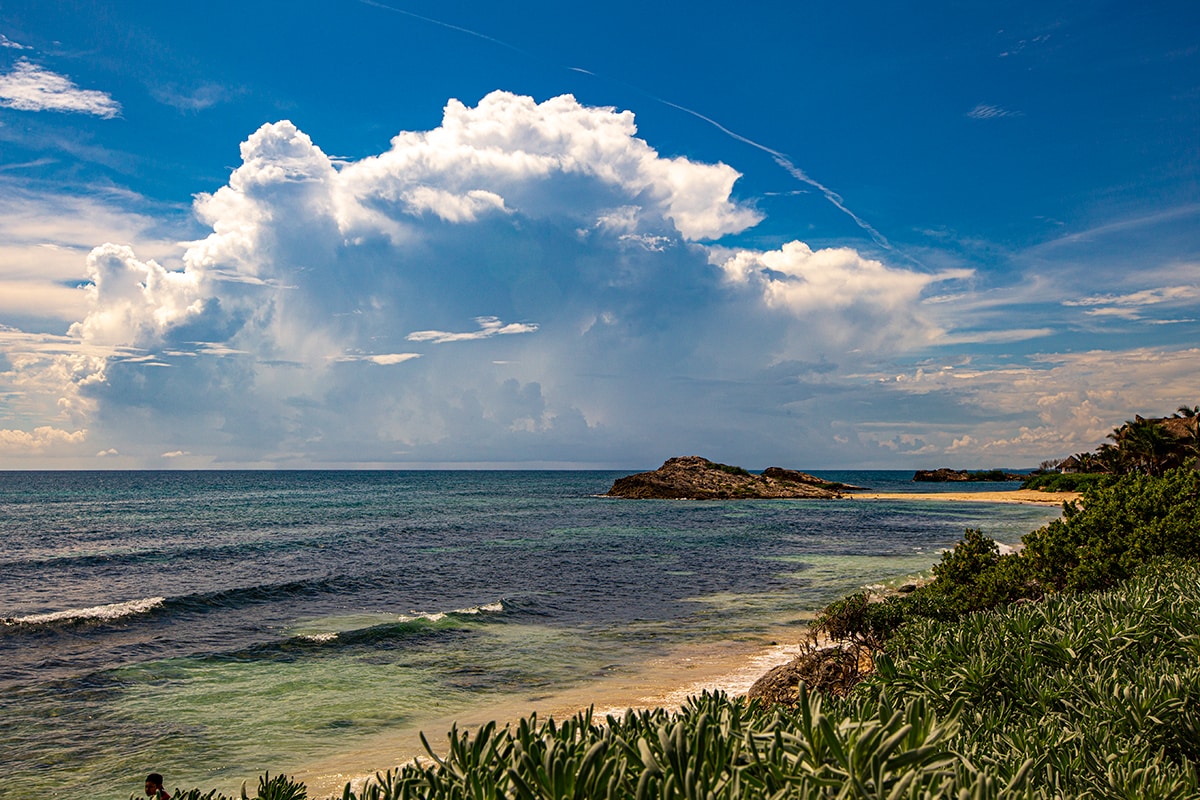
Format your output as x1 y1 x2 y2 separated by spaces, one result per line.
850 489 1080 506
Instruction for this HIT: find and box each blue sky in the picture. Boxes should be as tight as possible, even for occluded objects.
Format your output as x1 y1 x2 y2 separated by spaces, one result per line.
0 0 1197 469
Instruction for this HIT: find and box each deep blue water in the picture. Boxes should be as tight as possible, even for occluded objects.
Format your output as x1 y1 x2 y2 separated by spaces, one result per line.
0 470 1060 798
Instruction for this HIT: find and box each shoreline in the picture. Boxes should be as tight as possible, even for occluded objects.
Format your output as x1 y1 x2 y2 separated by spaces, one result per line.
293 634 804 796
849 489 1079 506
280 490 1076 797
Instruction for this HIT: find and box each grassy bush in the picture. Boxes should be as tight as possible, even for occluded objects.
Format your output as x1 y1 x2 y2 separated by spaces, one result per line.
1020 472 1110 492
868 560 1200 798
708 461 751 477
333 689 971 800
148 773 307 800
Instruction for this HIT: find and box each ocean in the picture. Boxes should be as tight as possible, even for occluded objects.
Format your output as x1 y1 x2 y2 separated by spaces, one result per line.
0 470 1063 799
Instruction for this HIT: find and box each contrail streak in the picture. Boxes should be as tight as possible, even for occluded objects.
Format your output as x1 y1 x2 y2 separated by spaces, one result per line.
358 0 534 58
358 0 896 253
651 97 892 250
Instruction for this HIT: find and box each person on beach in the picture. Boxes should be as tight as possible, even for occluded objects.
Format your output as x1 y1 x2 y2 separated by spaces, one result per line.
144 773 171 800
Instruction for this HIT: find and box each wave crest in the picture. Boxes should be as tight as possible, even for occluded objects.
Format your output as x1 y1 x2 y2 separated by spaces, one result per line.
3 596 166 628
288 600 507 645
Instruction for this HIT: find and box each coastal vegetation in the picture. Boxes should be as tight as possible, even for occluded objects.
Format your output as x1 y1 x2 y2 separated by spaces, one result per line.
1033 405 1199 480
806 468 1200 651
156 464 1200 799
1018 472 1108 493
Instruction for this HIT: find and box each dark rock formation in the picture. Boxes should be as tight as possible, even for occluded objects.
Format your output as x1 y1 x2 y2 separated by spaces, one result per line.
605 456 861 499
913 467 1028 482
746 645 867 705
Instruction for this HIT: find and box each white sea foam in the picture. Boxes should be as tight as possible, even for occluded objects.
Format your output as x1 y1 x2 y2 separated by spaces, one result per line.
289 601 505 640
5 596 166 626
397 600 504 623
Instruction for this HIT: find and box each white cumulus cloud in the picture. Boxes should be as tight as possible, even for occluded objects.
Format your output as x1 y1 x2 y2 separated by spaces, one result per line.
69 243 205 347
717 240 973 351
0 425 87 452
337 91 762 241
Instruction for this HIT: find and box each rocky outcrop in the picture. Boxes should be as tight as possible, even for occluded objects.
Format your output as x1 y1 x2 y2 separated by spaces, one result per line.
746 645 868 705
913 468 1028 482
605 456 861 499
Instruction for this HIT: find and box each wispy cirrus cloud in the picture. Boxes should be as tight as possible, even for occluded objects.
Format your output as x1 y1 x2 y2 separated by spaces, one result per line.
0 34 30 50
966 103 1021 120
151 82 237 113
332 352 422 365
0 59 121 118
1063 285 1200 319
406 316 539 344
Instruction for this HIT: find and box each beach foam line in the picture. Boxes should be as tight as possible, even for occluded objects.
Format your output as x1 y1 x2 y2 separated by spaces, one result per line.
3 596 166 627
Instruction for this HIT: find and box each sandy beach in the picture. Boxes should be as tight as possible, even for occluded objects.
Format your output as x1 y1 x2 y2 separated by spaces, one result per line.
850 490 1080 506
294 635 806 797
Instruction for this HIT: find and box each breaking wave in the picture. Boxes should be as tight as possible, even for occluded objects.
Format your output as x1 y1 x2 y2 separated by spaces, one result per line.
3 597 166 628
290 601 506 644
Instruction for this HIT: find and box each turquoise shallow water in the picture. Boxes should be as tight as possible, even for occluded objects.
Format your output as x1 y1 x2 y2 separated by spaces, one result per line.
0 470 1062 799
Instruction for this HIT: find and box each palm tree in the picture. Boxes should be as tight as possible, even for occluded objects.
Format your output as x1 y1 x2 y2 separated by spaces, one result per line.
1185 417 1200 465
1124 418 1176 476
1175 404 1199 419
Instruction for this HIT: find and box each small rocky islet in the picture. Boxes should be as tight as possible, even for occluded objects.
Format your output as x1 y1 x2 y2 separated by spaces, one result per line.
604 455 863 499
912 467 1028 482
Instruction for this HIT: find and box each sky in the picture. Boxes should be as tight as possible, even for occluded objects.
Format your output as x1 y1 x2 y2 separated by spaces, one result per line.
0 1 1197 469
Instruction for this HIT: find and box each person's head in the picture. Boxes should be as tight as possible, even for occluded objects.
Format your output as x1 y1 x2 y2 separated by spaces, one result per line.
145 773 164 796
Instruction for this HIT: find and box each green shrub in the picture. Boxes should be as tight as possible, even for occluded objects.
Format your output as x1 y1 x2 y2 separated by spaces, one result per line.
148 773 306 800
708 461 751 477
814 469 1200 648
1020 472 1110 492
867 561 1200 797
1021 468 1200 592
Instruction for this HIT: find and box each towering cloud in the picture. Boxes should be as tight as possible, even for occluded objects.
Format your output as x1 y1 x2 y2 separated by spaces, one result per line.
7 91 977 465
